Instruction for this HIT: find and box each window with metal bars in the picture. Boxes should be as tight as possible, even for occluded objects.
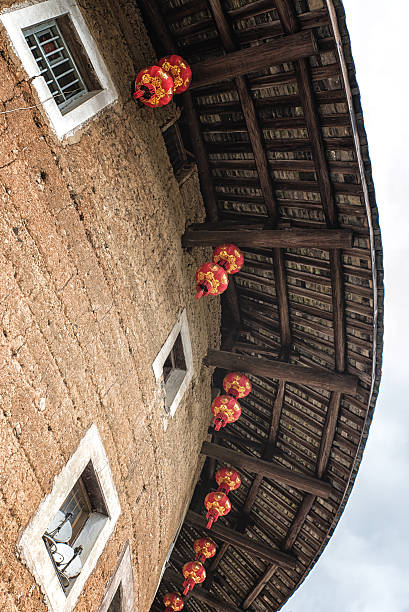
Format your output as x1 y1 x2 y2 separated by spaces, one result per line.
24 16 100 113
43 460 109 594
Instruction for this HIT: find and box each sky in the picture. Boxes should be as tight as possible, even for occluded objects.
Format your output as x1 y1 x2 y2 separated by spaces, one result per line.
282 2 409 611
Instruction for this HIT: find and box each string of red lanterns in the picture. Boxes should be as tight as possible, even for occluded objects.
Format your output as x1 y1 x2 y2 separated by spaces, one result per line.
210 372 251 431
133 55 192 107
162 538 216 607
204 466 242 530
195 244 244 300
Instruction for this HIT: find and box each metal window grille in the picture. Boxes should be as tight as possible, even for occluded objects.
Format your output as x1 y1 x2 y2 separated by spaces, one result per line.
60 478 92 543
24 18 87 111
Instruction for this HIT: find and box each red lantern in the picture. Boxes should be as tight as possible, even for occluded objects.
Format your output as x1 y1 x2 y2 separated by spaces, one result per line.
212 244 244 275
193 537 217 564
211 395 241 431
133 66 174 107
223 372 252 399
182 561 206 595
216 467 241 495
158 55 192 94
204 491 231 529
163 592 184 611
195 262 229 300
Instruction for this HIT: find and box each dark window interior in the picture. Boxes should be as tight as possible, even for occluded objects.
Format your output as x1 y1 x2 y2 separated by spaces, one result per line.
108 583 122 612
60 461 109 543
163 332 186 382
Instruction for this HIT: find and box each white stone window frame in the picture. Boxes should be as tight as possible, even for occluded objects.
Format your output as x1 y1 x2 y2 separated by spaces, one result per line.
152 309 194 420
0 0 117 140
97 541 134 612
18 424 121 612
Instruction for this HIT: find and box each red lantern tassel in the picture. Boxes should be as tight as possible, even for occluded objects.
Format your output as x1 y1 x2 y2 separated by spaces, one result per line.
214 417 223 431
206 508 219 529
183 577 195 596
217 484 230 495
133 83 155 100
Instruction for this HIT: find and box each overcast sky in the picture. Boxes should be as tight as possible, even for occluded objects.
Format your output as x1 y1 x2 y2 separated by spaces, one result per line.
282 2 409 611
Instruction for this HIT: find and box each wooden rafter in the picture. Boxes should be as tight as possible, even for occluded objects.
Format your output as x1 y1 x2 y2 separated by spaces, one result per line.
183 227 353 249
240 3 351 607
185 510 297 568
205 350 357 393
189 31 317 89
201 442 331 497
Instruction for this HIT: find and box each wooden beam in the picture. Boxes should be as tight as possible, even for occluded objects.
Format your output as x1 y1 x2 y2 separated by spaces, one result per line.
242 564 278 610
190 31 318 89
205 349 358 393
317 391 342 477
137 0 177 53
201 442 331 497
183 228 353 249
186 510 297 568
182 93 218 223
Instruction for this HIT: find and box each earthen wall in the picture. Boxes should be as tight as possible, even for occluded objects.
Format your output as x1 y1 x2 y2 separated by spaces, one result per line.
0 1 219 609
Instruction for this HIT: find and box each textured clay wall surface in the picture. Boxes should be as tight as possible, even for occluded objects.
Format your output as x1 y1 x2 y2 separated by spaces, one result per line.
0 1 220 610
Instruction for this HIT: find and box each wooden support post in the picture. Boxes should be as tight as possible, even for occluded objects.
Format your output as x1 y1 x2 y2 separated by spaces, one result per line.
186 510 297 568
205 349 358 393
201 442 332 497
183 227 353 248
190 31 318 89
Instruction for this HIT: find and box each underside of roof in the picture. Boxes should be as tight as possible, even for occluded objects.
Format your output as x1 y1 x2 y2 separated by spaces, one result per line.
139 1 384 610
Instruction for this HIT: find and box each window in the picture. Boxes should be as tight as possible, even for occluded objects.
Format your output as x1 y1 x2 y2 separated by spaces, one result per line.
18 425 121 612
152 309 194 422
42 460 110 595
1 0 117 139
108 586 122 612
98 542 134 612
60 477 92 543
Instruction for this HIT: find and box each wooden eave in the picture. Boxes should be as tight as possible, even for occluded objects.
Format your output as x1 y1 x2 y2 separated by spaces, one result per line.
139 1 384 611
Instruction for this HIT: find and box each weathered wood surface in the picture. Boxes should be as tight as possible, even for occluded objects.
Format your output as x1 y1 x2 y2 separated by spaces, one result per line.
201 442 332 497
186 510 297 568
190 31 318 89
183 228 353 248
205 349 358 393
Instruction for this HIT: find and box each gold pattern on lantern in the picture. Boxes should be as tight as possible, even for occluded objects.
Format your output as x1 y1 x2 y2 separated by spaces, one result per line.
213 248 241 272
196 270 221 292
141 71 173 105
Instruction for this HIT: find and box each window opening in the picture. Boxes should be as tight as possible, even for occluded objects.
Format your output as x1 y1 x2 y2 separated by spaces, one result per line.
163 332 186 383
163 332 187 411
107 584 122 612
24 18 89 112
43 460 109 595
